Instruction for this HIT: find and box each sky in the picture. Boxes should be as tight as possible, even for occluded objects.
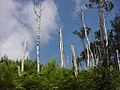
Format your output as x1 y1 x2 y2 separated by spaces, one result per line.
0 0 120 68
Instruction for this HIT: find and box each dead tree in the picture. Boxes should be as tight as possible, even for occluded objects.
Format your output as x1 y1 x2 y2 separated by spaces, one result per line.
60 28 65 68
18 66 21 76
34 2 45 73
116 50 120 71
81 10 95 67
103 13 108 47
86 44 90 68
71 45 78 78
21 39 27 72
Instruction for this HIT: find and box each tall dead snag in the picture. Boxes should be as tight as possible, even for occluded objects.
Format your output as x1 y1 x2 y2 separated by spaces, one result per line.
71 45 78 77
60 28 65 68
86 44 90 68
81 11 95 67
103 13 108 47
103 11 110 69
116 50 120 71
34 2 45 73
21 39 27 72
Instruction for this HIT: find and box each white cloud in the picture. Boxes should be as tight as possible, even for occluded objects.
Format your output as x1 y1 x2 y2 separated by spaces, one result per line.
40 0 60 43
74 0 88 11
0 0 60 60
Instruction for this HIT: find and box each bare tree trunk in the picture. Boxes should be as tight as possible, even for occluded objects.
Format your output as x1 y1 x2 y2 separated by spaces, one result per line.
71 45 78 78
103 11 110 69
98 0 109 70
21 39 27 72
116 50 120 71
98 0 105 52
81 11 95 67
60 28 65 68
34 4 45 73
103 14 108 47
18 66 21 76
86 44 90 68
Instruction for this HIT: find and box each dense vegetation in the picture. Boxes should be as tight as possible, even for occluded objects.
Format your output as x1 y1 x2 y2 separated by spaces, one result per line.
0 56 120 90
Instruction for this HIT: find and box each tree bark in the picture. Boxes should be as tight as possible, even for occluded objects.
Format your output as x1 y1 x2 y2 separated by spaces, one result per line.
81 11 95 67
71 45 78 78
60 28 65 68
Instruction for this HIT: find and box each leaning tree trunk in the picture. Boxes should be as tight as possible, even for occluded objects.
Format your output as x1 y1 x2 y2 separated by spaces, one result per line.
71 45 78 78
81 10 95 67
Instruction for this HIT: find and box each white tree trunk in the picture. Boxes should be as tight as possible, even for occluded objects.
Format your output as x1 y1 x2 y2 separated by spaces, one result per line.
60 28 65 68
86 44 90 68
103 13 108 47
21 39 27 72
34 5 44 73
71 45 78 77
116 50 120 71
18 66 21 76
81 11 95 67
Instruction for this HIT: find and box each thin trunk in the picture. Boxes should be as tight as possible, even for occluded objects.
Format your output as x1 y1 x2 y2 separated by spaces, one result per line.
86 44 90 68
34 5 44 73
103 13 108 47
35 15 40 73
98 0 109 71
21 39 27 72
103 12 109 69
71 45 78 78
116 50 120 71
18 66 21 76
98 0 105 52
81 11 95 67
60 28 65 68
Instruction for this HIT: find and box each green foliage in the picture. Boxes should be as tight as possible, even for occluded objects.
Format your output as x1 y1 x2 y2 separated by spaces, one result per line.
86 0 114 11
0 57 120 90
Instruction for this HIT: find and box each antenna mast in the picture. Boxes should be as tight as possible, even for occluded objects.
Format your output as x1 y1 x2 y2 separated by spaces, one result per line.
34 0 44 73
